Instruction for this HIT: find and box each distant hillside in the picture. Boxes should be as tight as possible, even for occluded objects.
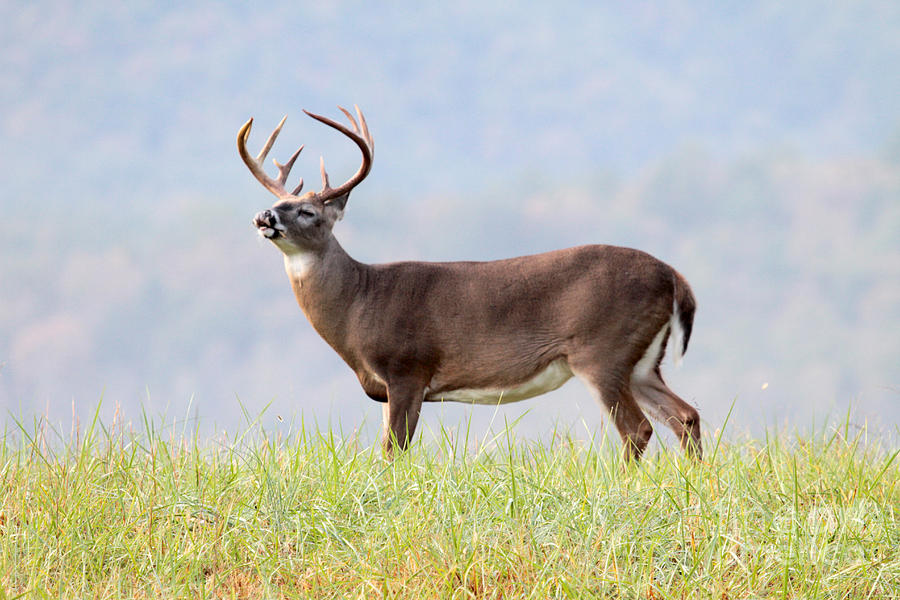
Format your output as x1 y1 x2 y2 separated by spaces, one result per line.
2 148 897 434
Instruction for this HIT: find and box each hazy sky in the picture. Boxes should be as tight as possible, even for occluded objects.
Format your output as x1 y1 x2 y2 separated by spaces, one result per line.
2 2 898 444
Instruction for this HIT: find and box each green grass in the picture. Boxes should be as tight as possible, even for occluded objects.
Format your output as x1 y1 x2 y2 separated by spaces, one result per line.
1 409 897 599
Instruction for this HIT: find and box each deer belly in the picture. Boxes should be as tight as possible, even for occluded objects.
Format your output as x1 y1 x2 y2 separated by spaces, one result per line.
425 359 573 404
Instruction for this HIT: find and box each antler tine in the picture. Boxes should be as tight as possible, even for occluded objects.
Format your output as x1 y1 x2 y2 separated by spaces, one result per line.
338 106 360 135
303 106 375 204
274 145 303 186
257 115 287 163
237 116 304 199
355 105 373 148
319 156 331 190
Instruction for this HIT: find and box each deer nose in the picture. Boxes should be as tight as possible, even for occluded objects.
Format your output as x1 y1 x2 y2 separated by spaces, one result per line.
253 209 275 228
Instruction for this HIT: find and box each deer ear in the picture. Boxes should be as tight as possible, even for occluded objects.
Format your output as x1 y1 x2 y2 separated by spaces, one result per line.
324 194 348 221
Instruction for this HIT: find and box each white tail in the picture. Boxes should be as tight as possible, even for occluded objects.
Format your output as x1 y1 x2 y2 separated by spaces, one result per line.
239 105 701 461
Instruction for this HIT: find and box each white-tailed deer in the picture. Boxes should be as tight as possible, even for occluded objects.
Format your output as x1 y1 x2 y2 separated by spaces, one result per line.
239 106 701 460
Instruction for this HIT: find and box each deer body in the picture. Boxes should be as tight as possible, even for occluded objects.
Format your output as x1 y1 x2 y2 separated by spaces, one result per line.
240 106 701 460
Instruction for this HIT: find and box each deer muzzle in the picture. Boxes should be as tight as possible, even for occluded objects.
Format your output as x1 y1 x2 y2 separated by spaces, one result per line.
254 209 283 239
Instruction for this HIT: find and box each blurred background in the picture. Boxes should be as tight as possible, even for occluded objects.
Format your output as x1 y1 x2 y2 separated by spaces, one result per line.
2 2 898 445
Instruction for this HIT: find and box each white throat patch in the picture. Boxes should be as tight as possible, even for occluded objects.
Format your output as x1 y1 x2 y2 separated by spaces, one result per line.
284 251 317 279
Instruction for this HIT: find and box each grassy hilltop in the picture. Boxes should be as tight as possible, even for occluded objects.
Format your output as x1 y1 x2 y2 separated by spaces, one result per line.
1 414 898 599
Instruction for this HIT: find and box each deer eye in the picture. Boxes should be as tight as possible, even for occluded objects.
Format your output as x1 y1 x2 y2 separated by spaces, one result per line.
298 208 316 218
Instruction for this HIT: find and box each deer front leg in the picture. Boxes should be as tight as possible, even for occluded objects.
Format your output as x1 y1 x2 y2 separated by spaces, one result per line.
381 378 425 458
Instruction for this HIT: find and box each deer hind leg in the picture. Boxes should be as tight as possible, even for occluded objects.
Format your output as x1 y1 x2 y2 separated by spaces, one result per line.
573 365 653 461
381 378 425 459
631 368 702 459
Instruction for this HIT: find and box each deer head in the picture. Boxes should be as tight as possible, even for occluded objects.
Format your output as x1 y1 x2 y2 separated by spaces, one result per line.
238 106 374 256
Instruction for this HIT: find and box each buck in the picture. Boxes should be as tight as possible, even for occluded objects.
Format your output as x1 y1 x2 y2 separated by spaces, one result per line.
239 105 701 460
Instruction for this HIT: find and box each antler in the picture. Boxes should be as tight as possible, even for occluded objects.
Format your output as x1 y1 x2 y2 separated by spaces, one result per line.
237 116 305 199
303 105 374 204
237 105 374 205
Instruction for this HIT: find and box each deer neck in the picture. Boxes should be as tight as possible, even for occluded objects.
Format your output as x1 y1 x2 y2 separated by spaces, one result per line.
283 236 365 351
